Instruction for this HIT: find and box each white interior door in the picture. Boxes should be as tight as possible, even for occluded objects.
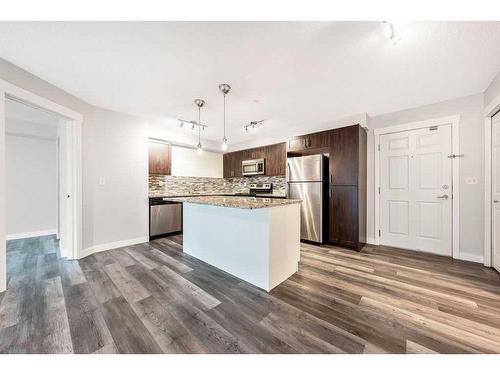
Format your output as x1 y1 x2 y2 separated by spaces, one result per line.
57 119 74 258
491 112 500 272
380 125 452 256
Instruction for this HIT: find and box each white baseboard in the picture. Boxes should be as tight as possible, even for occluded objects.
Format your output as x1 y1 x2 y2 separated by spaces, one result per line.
456 252 484 264
79 236 149 259
366 237 377 245
6 229 57 241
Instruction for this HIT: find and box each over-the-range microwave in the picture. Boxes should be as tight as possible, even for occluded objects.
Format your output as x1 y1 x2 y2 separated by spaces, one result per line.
242 158 265 176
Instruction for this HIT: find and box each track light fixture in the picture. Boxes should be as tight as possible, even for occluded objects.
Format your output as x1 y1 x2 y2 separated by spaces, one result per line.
176 99 208 153
244 120 264 133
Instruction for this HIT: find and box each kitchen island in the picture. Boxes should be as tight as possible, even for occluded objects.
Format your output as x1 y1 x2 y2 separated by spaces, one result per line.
167 196 301 292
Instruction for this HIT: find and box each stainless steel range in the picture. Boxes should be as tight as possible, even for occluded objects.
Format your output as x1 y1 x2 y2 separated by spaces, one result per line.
234 183 273 196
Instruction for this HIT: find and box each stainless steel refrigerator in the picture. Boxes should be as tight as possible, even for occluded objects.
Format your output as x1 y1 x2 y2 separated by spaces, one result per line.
287 154 325 243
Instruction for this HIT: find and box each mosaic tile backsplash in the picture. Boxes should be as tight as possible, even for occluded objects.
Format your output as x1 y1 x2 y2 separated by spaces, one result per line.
149 175 286 197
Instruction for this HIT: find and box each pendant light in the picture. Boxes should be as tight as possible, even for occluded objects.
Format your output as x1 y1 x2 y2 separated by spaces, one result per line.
219 83 231 151
194 99 205 155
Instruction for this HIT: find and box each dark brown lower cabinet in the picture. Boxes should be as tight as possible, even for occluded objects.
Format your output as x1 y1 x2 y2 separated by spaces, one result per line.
329 186 365 250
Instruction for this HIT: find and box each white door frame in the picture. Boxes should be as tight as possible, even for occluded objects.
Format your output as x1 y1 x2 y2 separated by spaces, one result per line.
0 79 83 292
374 115 460 259
483 93 500 268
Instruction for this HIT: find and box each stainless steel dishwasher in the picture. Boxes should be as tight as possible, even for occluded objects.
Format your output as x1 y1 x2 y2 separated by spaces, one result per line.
149 198 183 239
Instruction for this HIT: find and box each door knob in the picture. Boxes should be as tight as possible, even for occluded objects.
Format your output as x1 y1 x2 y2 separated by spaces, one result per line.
436 194 448 199
494 200 499 203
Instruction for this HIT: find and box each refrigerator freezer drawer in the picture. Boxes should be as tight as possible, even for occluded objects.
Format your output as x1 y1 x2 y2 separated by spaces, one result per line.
288 182 323 243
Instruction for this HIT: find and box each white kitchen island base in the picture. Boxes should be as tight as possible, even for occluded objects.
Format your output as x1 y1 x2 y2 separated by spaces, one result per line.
182 201 301 292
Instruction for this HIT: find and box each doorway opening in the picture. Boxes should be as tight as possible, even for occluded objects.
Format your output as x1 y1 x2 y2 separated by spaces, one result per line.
0 80 83 292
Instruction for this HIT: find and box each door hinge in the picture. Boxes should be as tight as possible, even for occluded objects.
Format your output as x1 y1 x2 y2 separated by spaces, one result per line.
448 154 464 159
378 230 381 237
378 144 380 151
378 187 380 194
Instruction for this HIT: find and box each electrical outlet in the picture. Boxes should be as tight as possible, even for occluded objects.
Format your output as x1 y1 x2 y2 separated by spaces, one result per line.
465 177 478 185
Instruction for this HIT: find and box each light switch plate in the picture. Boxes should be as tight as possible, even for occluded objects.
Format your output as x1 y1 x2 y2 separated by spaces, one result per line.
465 177 478 185
99 177 106 186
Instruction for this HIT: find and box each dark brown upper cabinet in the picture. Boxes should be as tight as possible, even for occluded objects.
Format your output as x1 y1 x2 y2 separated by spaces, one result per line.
264 143 286 176
287 130 330 152
223 151 243 178
307 130 330 149
287 136 308 152
223 153 232 178
222 143 286 178
329 125 361 186
148 140 171 175
243 147 266 160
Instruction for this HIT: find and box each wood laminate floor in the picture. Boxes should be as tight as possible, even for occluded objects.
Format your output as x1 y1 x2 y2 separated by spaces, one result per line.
1 234 500 353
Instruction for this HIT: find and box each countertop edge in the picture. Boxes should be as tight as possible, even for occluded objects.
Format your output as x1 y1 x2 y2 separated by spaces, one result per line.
165 196 301 210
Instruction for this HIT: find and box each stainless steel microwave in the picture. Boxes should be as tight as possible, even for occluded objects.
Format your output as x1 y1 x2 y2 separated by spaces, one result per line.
242 158 265 176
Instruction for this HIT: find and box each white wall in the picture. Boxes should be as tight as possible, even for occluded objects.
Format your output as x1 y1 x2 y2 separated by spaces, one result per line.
485 70 500 111
5 119 57 238
367 94 485 261
82 107 149 252
171 145 223 178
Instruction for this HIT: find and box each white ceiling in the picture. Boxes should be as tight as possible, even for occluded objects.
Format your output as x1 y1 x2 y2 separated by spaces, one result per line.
0 21 499 147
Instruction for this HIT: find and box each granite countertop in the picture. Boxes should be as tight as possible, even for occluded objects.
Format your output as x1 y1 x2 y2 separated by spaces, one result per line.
149 192 287 199
165 195 301 209
149 192 227 198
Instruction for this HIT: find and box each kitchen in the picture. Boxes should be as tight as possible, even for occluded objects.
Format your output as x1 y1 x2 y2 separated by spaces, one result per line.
148 91 366 291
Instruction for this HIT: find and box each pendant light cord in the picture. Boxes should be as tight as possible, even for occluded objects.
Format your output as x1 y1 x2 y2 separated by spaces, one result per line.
223 93 226 139
198 107 201 144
